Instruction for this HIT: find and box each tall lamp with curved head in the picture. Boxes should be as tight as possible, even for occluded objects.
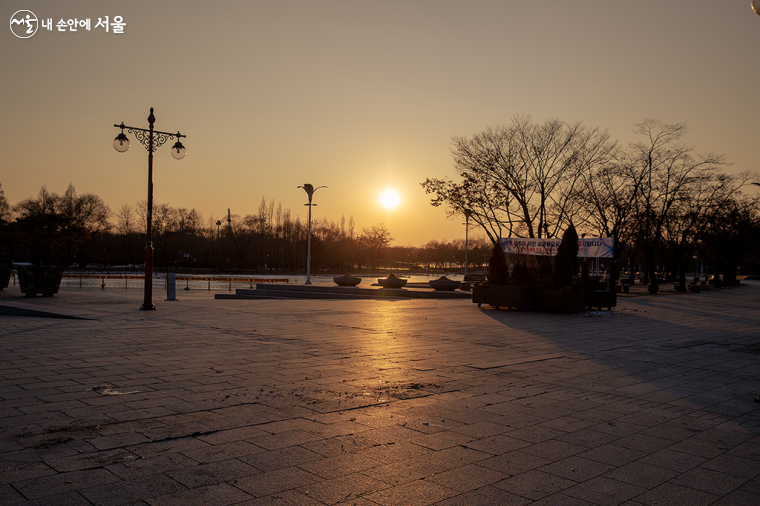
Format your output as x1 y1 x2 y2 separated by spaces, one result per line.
297 184 327 285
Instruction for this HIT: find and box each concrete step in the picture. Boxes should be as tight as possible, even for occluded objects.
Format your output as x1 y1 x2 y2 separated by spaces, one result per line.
253 284 470 299
217 290 382 300
213 283 471 300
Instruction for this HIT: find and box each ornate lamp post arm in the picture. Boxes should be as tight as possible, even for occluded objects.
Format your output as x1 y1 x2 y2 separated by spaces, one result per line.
113 108 187 310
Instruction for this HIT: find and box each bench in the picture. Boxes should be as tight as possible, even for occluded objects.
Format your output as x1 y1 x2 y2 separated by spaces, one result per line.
464 274 487 284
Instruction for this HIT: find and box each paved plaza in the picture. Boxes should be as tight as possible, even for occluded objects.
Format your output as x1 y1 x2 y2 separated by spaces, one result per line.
1 282 759 505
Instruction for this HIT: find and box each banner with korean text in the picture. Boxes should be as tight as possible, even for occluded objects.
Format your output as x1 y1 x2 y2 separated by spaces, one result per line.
500 237 614 258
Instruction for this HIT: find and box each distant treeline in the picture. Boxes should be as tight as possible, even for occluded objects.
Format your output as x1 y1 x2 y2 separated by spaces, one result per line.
0 183 491 273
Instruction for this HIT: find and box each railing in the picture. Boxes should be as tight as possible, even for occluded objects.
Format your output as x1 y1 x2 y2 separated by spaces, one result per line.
7 273 288 291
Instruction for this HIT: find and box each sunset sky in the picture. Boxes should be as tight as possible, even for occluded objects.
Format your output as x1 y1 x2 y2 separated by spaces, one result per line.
3 1 759 246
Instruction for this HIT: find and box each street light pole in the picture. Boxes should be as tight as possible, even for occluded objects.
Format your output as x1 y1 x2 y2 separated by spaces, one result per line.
462 209 472 280
297 183 326 285
213 220 222 273
113 108 186 310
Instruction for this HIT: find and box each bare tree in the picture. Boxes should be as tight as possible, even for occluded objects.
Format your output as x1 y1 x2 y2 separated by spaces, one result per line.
115 204 135 235
58 184 111 233
422 115 614 248
359 224 393 270
134 199 148 233
574 154 642 284
628 119 728 292
0 183 12 222
422 168 512 247
227 214 259 270
662 172 753 289
511 116 614 239
699 194 760 286
11 184 111 266
14 186 58 217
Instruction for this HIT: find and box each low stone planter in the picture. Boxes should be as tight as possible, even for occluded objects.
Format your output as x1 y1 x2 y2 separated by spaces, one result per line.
16 265 63 297
475 285 593 312
377 273 407 289
429 276 460 291
0 261 11 291
538 289 585 313
333 273 362 287
473 285 537 310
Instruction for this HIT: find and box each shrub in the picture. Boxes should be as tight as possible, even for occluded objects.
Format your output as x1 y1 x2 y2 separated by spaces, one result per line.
552 225 579 288
533 258 554 286
488 242 510 285
511 262 533 286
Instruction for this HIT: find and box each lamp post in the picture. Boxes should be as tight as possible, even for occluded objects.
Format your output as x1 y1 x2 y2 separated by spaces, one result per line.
462 209 472 280
213 220 222 273
113 108 186 310
297 183 326 285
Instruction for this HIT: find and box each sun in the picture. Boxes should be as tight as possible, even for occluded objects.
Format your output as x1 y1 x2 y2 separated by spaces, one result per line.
379 189 401 209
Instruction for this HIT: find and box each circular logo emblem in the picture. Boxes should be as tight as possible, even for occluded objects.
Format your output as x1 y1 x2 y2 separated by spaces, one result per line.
10 10 38 38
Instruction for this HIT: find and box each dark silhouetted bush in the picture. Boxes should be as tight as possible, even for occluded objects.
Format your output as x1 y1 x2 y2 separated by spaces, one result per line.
488 243 510 285
552 225 579 288
511 262 533 286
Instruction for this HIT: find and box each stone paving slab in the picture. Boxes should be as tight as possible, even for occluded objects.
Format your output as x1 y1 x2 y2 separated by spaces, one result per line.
0 282 759 505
